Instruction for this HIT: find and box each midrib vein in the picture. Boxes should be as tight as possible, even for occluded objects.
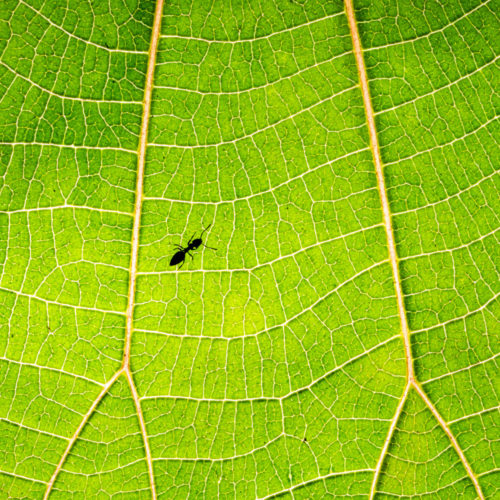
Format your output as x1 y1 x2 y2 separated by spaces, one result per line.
344 1 484 499
345 0 413 384
43 1 164 498
123 0 163 373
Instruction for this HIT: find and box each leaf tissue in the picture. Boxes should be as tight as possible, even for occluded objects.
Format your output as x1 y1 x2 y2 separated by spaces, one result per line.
0 0 498 498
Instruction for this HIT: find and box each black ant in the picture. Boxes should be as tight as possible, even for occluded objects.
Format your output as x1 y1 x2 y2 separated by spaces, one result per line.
169 224 217 268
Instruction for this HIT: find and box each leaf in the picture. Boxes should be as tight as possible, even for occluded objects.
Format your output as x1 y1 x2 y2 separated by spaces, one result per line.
0 0 498 498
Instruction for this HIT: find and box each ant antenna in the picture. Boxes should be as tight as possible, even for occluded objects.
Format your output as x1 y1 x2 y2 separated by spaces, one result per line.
200 223 212 237
200 224 216 250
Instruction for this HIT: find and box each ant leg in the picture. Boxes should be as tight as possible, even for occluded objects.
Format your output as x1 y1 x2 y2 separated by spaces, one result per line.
188 252 195 260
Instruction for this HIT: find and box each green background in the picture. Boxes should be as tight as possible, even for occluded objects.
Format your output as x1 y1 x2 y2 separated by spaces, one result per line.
0 0 498 498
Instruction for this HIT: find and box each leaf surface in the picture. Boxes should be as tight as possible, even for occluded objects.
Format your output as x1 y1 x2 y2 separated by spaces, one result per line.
0 0 498 498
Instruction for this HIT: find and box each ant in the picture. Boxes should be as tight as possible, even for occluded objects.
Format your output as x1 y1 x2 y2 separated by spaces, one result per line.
169 224 217 268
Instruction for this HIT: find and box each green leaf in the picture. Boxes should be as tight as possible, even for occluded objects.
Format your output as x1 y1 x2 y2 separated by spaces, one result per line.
0 0 498 498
